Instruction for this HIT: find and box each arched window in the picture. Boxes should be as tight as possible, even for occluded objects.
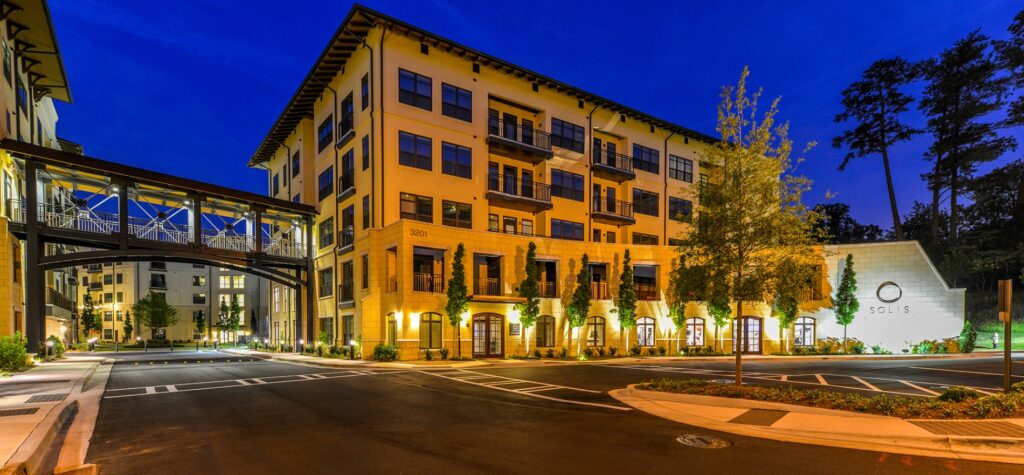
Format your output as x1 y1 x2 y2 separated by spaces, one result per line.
386 312 397 346
637 317 655 347
536 315 555 348
686 317 704 347
419 312 442 349
586 316 605 347
794 317 815 347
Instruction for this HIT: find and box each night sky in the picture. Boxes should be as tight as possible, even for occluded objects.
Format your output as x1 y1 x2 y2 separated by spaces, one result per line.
48 0 1022 228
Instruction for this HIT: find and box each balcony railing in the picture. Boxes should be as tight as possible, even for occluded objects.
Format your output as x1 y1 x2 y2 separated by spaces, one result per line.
539 281 557 298
475 277 501 296
592 198 634 221
338 282 354 302
88 282 103 291
129 217 192 245
202 230 254 253
591 281 609 300
487 174 552 204
487 119 552 151
46 287 75 312
413 273 444 293
86 264 103 273
263 237 306 259
339 225 354 249
592 147 634 176
637 282 659 301
337 174 354 199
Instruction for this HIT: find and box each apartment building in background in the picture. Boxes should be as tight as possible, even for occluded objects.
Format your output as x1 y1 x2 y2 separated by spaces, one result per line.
76 261 270 343
248 5 964 359
0 0 79 343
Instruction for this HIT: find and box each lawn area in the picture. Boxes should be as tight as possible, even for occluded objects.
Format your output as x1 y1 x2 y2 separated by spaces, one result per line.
974 321 1024 351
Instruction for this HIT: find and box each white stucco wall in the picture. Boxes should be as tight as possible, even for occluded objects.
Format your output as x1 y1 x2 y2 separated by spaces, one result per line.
810 241 965 353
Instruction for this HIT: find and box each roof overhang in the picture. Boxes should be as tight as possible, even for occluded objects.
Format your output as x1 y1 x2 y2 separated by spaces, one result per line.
6 0 71 103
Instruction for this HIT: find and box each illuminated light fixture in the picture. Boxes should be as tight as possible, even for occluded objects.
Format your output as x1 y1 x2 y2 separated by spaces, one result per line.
349 340 357 346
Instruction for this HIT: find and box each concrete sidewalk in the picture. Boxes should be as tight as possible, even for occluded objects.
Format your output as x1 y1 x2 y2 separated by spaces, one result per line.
0 355 111 474
611 386 1024 465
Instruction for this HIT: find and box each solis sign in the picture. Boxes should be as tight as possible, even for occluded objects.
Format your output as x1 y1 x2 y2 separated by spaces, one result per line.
868 281 910 314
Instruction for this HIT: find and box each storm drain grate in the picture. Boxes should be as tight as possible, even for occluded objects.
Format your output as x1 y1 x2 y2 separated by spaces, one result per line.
0 408 39 417
909 420 1024 437
25 393 68 404
729 409 789 426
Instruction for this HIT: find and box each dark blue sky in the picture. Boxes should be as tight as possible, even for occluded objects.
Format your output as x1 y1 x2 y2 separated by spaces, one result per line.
49 0 1021 228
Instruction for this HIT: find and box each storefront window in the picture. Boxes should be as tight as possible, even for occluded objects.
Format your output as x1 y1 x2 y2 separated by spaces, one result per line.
686 317 704 347
586 316 605 347
637 317 655 347
794 317 815 347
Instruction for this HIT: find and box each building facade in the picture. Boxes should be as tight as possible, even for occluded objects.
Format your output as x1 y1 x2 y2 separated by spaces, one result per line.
75 261 270 343
249 5 964 359
0 1 76 343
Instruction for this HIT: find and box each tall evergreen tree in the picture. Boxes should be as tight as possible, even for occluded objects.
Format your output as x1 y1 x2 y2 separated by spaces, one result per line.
995 10 1024 126
195 309 206 338
80 293 98 339
834 254 860 351
615 250 637 350
566 254 591 356
228 294 243 343
919 31 1016 243
833 58 920 240
121 309 133 342
445 243 469 357
515 242 541 354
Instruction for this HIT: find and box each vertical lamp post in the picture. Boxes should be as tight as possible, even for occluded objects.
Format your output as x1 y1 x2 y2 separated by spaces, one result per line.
45 339 54 359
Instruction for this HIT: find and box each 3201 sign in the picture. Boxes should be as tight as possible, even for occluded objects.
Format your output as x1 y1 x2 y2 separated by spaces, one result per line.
409 228 427 238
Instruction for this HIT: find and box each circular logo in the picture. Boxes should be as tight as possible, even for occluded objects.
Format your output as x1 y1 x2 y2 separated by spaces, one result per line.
876 281 902 303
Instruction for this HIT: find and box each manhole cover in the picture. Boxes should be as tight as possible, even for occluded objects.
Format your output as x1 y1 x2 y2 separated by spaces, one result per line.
676 434 732 449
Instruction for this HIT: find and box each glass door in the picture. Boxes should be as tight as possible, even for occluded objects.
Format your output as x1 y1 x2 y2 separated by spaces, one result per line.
472 314 504 358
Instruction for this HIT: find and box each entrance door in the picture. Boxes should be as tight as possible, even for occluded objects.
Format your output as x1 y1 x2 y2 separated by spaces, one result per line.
732 316 762 354
472 313 504 358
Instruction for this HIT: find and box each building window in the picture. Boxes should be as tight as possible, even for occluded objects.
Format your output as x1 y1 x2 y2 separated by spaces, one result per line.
192 275 205 286
536 315 555 348
522 219 533 236
103 274 113 285
669 197 693 222
669 155 693 182
551 219 584 241
293 194 301 203
104 311 113 322
193 293 207 305
441 142 472 179
686 317 705 347
586 316 605 347
219 275 231 289
272 174 279 195
340 92 354 137
633 144 660 174
606 231 616 243
398 68 432 111
400 193 433 223
362 195 370 230
361 254 369 289
360 74 370 110
398 131 432 171
386 313 397 346
550 169 584 201
232 275 245 289
343 314 355 345
551 118 584 153
317 114 334 152
104 329 113 339
292 150 301 178
273 286 281 313
116 273 123 284
699 173 709 194
319 217 334 249
419 312 443 349
104 292 113 303
318 167 334 201
441 83 472 122
362 135 370 170
116 292 124 303
794 317 815 347
637 317 655 347
442 200 472 229
633 189 659 217
282 165 289 188
150 274 167 289
318 268 334 298
632 233 658 245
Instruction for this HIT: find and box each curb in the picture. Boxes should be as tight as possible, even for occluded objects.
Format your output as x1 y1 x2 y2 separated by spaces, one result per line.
0 401 79 475
611 387 1024 465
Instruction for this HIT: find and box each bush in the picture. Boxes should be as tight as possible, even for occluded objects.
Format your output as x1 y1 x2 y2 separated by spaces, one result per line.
870 344 892 355
646 347 657 356
938 386 981 402
0 332 30 371
533 349 541 358
1011 381 1024 393
559 347 568 359
597 347 606 357
608 346 618 357
630 345 641 356
424 350 434 361
657 345 667 356
583 347 594 358
546 348 555 358
959 322 977 353
372 343 398 361
45 335 65 359
440 347 450 360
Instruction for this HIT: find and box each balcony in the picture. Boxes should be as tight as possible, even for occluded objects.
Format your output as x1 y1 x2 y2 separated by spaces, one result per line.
592 198 635 225
475 278 501 296
86 264 102 273
637 282 659 301
88 282 103 291
539 281 557 298
46 287 74 312
338 282 354 304
336 118 355 149
336 174 355 201
591 281 609 300
413 273 444 293
486 174 553 211
486 120 553 164
337 225 354 254
592 148 635 182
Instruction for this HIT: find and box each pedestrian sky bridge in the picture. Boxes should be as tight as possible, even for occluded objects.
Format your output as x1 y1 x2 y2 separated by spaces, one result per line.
0 139 317 352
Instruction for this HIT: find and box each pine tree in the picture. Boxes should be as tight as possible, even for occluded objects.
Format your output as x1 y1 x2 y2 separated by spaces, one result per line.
80 294 98 339
833 57 920 240
229 294 242 343
834 254 860 351
995 10 1024 127
567 254 591 356
515 242 540 354
445 243 469 357
195 309 206 337
121 309 133 342
615 250 637 351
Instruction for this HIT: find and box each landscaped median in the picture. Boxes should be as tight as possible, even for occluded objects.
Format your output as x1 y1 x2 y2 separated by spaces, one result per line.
611 379 1024 464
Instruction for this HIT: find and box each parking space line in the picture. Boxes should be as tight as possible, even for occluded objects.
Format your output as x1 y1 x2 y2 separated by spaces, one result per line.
900 380 940 395
909 366 1024 379
814 374 828 385
419 370 628 411
851 376 880 391
104 370 404 399
780 375 788 382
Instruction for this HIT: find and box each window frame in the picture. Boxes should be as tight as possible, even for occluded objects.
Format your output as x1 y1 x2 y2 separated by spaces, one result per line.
441 142 472 179
637 317 656 347
536 315 555 348
669 197 693 222
633 144 660 174
318 217 335 249
398 131 433 171
318 166 334 201
669 155 693 182
550 169 584 201
441 83 472 122
400 192 433 223
551 118 584 153
398 68 432 111
586 316 606 347
551 219 585 241
633 188 660 217
317 114 334 152
686 317 705 347
419 312 443 349
794 317 816 347
441 200 472 229
317 267 334 298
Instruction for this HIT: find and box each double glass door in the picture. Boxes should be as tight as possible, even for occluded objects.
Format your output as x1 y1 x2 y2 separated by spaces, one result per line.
472 314 504 358
732 317 762 354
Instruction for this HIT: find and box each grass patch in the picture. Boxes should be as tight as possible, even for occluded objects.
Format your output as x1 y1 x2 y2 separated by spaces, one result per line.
974 321 1024 351
636 378 1024 419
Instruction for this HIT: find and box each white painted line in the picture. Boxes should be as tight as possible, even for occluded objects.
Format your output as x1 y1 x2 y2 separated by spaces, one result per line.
519 386 558 393
780 375 788 382
909 366 1024 379
297 374 315 380
237 379 252 386
515 385 551 392
458 370 602 393
852 376 881 392
900 380 940 396
419 371 628 411
145 387 156 394
814 374 828 386
104 370 407 399
251 378 265 384
972 387 997 395
165 385 178 392
488 380 534 386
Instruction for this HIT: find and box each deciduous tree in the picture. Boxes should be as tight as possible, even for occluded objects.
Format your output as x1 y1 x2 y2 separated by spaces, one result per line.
133 291 179 338
445 243 469 357
614 250 637 351
567 254 591 356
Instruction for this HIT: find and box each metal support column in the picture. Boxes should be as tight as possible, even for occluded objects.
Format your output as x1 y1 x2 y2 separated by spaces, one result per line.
24 161 43 353
190 193 202 250
293 282 302 350
117 176 129 249
305 216 315 344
